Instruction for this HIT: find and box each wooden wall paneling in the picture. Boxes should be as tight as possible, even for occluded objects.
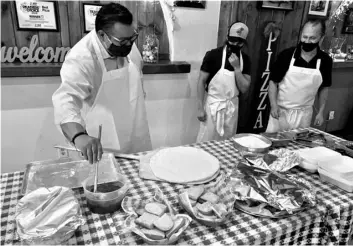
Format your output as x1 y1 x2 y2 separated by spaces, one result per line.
277 1 306 53
217 1 234 47
237 1 258 131
67 1 83 47
38 1 62 48
9 1 38 48
154 1 169 57
1 1 16 48
241 1 258 58
58 1 70 47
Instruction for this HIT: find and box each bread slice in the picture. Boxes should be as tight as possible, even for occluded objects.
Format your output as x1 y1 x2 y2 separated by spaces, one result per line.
198 213 218 220
186 186 205 200
196 202 213 216
166 218 185 238
135 212 160 229
145 202 167 216
153 213 174 231
212 203 227 218
200 192 220 204
189 199 197 206
136 208 146 216
141 228 165 240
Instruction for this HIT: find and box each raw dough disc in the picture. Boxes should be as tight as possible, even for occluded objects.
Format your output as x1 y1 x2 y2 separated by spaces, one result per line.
149 147 220 183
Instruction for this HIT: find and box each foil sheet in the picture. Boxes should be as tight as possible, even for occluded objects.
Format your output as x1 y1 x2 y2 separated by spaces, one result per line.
230 161 316 217
246 149 301 172
15 186 85 245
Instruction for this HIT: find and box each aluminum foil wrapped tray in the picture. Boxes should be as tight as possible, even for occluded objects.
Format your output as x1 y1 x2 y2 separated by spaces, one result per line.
15 186 85 245
229 161 317 218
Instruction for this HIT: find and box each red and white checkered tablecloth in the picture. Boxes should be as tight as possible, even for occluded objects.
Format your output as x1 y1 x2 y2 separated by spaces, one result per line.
1 128 353 245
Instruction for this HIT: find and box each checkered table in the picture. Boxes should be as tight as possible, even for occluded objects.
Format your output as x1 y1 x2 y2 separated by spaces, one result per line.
1 128 353 245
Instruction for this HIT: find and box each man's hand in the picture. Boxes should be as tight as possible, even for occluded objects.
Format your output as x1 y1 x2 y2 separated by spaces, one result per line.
228 53 240 70
314 112 324 126
270 104 280 119
75 135 103 164
197 107 207 122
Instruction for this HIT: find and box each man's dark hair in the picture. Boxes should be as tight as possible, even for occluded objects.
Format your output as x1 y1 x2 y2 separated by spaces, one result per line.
95 3 133 33
303 19 326 36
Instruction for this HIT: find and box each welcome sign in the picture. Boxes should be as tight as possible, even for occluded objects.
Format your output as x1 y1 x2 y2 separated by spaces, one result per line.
1 35 70 63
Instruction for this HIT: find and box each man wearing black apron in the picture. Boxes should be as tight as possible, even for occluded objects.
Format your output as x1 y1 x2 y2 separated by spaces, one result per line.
196 22 252 142
266 19 333 133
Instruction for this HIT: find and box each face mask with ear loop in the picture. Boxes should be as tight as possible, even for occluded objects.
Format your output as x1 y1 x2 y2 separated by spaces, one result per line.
102 31 138 57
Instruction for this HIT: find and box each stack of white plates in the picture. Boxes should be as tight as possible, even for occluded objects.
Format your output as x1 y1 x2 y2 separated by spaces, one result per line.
148 147 220 184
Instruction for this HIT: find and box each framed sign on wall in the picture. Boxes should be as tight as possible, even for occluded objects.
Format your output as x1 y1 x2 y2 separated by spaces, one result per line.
174 1 206 9
82 3 103 33
258 1 295 11
14 0 59 31
308 0 330 17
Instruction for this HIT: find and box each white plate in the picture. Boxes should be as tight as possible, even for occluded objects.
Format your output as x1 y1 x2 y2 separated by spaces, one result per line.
149 147 220 184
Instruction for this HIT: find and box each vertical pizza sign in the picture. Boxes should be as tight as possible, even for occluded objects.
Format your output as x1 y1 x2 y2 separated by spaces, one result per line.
249 22 281 133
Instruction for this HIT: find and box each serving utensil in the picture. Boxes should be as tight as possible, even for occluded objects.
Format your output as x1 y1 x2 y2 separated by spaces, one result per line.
93 125 102 193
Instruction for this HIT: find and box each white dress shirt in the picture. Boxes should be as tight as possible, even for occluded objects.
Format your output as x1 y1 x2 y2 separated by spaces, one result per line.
52 30 143 128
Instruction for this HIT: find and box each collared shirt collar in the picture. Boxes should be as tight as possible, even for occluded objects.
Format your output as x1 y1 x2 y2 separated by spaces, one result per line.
93 30 113 59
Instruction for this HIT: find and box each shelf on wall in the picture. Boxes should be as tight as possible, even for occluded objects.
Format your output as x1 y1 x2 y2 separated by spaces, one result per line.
1 60 191 77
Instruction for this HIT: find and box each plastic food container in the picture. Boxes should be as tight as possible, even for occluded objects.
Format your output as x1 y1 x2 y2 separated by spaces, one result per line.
296 147 342 173
82 172 129 214
319 156 353 180
318 167 353 192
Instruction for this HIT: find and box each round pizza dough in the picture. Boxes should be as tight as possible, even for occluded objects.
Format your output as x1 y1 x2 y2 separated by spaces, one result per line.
149 147 220 183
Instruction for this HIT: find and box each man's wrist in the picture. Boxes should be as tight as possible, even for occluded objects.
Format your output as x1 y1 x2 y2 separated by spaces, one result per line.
72 131 88 145
234 67 241 73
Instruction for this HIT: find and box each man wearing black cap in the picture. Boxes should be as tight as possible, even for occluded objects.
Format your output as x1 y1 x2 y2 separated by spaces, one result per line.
196 22 251 142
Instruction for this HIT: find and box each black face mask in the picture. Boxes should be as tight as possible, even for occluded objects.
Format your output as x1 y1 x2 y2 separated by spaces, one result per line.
227 42 242 56
300 41 319 52
107 43 133 57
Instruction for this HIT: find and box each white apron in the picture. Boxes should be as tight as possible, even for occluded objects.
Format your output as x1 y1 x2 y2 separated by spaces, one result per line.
197 47 242 142
84 37 152 154
266 50 323 133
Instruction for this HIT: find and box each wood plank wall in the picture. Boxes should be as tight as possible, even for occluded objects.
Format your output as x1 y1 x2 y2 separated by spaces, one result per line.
1 1 169 58
217 0 353 132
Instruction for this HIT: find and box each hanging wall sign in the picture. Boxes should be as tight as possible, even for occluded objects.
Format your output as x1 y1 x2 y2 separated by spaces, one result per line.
14 0 59 31
83 3 103 33
1 35 70 63
248 22 280 133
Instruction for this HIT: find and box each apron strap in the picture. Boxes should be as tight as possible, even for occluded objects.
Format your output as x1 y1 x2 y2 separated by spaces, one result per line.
221 46 244 72
316 59 321 70
289 49 296 68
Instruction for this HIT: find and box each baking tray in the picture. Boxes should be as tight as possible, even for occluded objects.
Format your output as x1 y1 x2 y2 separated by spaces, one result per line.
233 201 307 219
21 153 121 195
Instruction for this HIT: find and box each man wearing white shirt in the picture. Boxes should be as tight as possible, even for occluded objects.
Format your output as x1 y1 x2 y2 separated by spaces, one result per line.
53 3 152 164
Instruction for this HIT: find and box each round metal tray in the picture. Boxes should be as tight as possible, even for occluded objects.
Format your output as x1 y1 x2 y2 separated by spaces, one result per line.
234 201 306 219
231 133 272 154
